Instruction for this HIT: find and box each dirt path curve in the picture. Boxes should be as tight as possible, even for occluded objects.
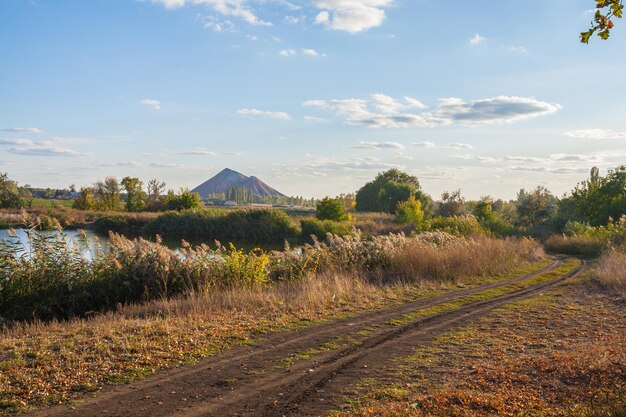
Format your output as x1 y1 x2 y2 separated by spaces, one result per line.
33 258 585 417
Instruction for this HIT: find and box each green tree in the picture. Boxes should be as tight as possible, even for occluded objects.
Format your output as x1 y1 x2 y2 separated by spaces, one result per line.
18 186 34 208
316 197 349 221
515 186 558 236
94 177 124 211
121 177 147 212
437 189 467 217
472 196 513 236
0 173 23 209
377 181 414 213
570 165 626 225
395 195 425 229
164 189 203 211
356 169 425 213
72 187 96 210
581 0 623 43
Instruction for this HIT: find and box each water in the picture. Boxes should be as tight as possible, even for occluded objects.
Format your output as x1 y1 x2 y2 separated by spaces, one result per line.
0 229 287 259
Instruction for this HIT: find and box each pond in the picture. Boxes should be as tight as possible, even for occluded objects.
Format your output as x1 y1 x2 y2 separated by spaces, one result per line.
0 229 287 259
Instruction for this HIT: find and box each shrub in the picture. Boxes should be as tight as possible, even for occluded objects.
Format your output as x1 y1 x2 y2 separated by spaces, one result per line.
300 219 352 242
427 215 484 237
545 215 626 256
544 235 605 257
94 216 130 234
395 196 425 229
163 189 203 211
143 208 298 242
316 198 349 221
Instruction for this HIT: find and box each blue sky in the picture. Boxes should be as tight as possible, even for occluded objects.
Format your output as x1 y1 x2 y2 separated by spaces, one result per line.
1 0 625 199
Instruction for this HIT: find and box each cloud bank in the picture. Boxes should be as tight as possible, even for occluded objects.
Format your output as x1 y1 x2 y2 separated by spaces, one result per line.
304 94 560 128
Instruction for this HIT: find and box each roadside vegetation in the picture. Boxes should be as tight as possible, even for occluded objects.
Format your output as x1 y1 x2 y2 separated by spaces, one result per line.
0 228 543 322
0 231 545 414
593 248 626 298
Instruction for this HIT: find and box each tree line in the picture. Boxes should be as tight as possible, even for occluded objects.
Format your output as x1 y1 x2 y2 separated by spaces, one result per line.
314 166 626 238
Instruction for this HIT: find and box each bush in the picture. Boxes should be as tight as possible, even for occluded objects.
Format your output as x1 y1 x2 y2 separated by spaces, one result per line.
427 215 484 237
544 235 605 257
300 218 352 242
143 208 299 242
395 196 425 229
94 216 129 234
316 198 349 221
546 215 626 256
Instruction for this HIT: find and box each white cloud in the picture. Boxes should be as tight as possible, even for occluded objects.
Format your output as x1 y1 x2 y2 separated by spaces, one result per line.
302 48 325 57
279 48 326 57
509 166 590 174
404 96 428 109
470 34 485 45
549 153 601 162
450 153 475 160
0 138 35 145
0 128 43 134
0 138 85 157
274 155 400 174
508 46 529 54
413 141 436 149
312 0 393 33
304 115 328 122
562 129 626 140
284 15 302 24
150 0 271 27
435 96 561 124
504 155 546 163
150 162 186 168
304 94 560 129
443 143 473 150
315 10 330 25
237 108 291 120
178 148 219 156
141 99 161 110
347 141 405 150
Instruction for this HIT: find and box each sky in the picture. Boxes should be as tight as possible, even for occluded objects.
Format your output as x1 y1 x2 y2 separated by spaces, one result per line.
1 0 626 200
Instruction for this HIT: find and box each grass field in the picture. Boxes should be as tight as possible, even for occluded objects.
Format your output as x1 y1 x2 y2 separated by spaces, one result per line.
29 198 74 208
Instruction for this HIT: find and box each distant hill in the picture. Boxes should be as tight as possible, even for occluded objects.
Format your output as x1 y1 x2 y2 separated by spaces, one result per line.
192 168 285 198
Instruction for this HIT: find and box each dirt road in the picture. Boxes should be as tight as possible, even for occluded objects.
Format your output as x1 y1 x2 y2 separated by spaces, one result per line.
33 258 585 417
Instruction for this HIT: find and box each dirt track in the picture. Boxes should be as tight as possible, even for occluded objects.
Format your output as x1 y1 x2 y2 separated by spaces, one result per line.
32 258 585 417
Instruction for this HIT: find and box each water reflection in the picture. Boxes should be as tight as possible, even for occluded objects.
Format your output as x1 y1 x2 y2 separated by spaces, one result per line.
0 229 286 260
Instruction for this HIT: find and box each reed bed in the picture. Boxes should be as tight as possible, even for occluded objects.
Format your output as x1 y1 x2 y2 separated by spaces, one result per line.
1 228 543 323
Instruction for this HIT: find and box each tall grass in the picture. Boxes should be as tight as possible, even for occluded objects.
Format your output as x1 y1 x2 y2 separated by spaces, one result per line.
0 228 544 323
594 249 626 298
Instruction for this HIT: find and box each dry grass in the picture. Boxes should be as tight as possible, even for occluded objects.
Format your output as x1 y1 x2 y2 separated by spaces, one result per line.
332 278 626 417
0 233 546 414
0 273 435 414
594 248 626 298
351 212 414 236
545 234 606 257
385 235 544 283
